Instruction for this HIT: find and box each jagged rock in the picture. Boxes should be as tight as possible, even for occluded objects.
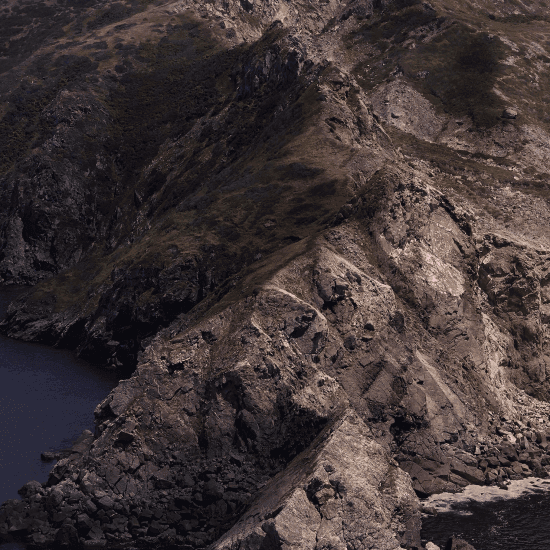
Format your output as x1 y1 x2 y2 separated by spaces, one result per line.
40 450 72 462
449 460 485 485
502 108 518 119
147 520 166 537
17 480 43 498
3 0 550 548
29 532 51 546
116 430 135 444
45 489 64 511
133 191 143 208
76 514 94 536
212 412 420 550
54 524 79 549
96 496 115 510
40 452 57 462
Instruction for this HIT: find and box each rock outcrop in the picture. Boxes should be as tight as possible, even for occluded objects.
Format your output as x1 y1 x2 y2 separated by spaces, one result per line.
2 0 550 548
213 411 420 550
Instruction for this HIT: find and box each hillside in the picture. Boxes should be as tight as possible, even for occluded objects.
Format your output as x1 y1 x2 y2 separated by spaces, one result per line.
3 0 550 548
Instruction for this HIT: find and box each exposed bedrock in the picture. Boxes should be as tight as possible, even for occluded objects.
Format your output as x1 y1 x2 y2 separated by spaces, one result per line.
5 163 550 548
0 246 240 373
0 89 114 284
5 0 550 548
212 411 420 550
0 248 424 548
5 159 550 547
4 170 550 548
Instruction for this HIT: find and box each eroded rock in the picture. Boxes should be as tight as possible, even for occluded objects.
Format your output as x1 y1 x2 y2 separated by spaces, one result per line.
212 411 420 550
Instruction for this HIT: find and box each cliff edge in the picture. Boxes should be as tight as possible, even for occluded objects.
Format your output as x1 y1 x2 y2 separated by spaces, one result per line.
3 0 550 548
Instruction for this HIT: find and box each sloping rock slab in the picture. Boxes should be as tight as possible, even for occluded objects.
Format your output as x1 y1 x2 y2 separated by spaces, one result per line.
212 410 420 550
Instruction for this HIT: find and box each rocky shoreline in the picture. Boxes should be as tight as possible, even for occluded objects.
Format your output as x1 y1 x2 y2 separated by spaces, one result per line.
3 0 550 548
2 407 550 549
0 412 421 550
400 412 550 500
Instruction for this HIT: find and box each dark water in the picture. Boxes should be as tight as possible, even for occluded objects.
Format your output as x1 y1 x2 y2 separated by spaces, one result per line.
422 490 550 549
0 287 119 549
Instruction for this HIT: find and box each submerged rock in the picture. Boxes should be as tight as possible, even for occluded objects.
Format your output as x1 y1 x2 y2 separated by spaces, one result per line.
446 536 477 550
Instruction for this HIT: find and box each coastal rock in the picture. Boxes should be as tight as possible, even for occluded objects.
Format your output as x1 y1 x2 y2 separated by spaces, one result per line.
17 480 43 498
449 460 485 486
54 524 80 549
3 0 550 548
212 412 420 550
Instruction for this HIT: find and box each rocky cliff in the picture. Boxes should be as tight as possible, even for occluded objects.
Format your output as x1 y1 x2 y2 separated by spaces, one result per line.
3 0 550 548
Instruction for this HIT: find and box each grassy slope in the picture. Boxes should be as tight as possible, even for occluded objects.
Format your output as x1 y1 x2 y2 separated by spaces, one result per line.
2 6 370 366
347 0 550 128
3 0 550 370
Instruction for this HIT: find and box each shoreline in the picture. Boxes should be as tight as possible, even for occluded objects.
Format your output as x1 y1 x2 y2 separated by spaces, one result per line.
422 477 550 515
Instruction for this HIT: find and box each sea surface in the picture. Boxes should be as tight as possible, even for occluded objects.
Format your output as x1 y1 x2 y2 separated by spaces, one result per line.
0 287 119 549
421 487 550 550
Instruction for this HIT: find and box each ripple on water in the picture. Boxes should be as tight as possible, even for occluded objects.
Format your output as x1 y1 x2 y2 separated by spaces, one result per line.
421 479 550 550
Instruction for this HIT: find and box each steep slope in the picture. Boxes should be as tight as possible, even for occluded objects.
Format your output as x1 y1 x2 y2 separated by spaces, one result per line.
3 0 550 548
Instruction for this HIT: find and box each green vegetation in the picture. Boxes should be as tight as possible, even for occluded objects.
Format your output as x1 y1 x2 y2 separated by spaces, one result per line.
0 1 69 73
350 1 550 129
352 2 438 46
488 13 550 24
86 3 136 31
15 18 352 332
349 1 510 128
9 0 550 381
104 17 226 187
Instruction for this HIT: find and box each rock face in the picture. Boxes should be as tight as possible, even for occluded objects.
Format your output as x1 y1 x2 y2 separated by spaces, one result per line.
213 411 420 550
2 0 550 548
